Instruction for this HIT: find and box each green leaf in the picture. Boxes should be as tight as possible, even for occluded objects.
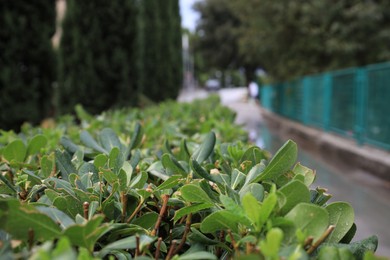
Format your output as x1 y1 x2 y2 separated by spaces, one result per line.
130 171 148 189
243 163 266 186
278 180 310 215
36 206 75 229
109 147 124 174
325 202 355 243
239 183 264 202
318 246 354 260
0 199 61 241
285 203 329 241
230 169 245 190
200 210 241 233
156 175 182 191
26 134 47 156
55 149 76 181
292 163 316 186
80 130 107 154
178 251 217 260
181 184 213 204
188 227 220 245
98 234 155 257
242 193 262 227
259 228 284 259
40 154 55 178
94 154 108 169
3 139 26 162
128 122 144 151
256 140 297 182
60 136 80 154
220 194 246 219
131 212 159 229
240 146 267 167
173 202 214 222
179 138 191 161
192 132 216 163
190 159 218 183
161 153 187 177
99 128 122 152
63 215 112 252
0 174 16 193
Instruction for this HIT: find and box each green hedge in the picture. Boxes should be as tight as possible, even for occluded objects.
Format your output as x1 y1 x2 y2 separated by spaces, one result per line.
0 96 379 259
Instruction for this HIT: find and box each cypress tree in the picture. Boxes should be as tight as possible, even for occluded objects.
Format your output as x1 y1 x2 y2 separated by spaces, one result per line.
139 0 182 102
0 1 56 130
59 0 138 115
139 0 161 102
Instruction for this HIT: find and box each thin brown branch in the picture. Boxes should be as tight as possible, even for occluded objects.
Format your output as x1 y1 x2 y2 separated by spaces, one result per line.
28 228 34 251
173 213 192 255
154 237 163 260
126 199 144 223
83 201 89 219
165 240 177 260
216 230 225 258
121 192 128 223
307 225 335 254
135 234 140 257
228 229 239 257
304 236 314 249
151 194 170 237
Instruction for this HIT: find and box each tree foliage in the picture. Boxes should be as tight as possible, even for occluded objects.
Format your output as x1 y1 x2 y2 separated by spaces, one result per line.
0 1 56 130
139 0 182 102
59 0 138 115
195 0 390 81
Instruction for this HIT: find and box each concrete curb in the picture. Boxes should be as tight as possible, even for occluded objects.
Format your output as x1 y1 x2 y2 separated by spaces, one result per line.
260 107 390 183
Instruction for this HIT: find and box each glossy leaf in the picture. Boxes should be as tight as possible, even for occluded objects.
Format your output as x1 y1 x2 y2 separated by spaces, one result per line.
63 215 112 252
278 180 310 215
161 153 187 177
192 132 216 163
26 134 47 156
131 212 159 229
230 169 245 189
178 251 217 260
239 183 264 202
325 202 355 243
99 234 155 257
292 163 316 186
99 128 122 152
109 147 124 174
36 206 75 229
80 130 107 154
0 199 61 241
256 140 297 182
173 203 214 222
285 203 329 241
201 210 242 233
128 122 144 151
55 149 76 181
3 139 26 162
156 175 182 191
181 184 213 204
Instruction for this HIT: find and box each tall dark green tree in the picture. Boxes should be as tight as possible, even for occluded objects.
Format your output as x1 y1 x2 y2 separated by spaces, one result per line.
0 1 56 130
59 0 138 115
139 0 182 102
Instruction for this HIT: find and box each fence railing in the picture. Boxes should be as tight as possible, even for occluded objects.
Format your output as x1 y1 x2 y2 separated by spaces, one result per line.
261 61 390 150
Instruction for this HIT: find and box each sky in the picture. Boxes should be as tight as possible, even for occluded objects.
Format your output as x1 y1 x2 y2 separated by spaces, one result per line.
180 0 200 31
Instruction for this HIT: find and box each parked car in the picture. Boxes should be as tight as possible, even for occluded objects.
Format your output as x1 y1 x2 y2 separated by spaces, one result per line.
205 78 221 91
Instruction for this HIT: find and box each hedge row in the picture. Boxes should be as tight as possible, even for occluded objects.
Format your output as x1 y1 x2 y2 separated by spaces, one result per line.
0 96 380 259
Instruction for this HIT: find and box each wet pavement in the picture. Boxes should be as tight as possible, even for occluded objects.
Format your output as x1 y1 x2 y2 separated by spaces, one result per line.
178 87 390 257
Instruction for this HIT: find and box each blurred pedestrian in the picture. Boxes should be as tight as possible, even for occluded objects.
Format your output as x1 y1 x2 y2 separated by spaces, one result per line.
248 80 259 103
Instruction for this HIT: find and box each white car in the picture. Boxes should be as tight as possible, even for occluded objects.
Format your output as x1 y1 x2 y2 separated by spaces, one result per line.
205 79 221 90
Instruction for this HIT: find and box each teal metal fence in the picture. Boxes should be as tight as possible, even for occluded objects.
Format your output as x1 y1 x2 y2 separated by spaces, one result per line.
261 61 390 150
